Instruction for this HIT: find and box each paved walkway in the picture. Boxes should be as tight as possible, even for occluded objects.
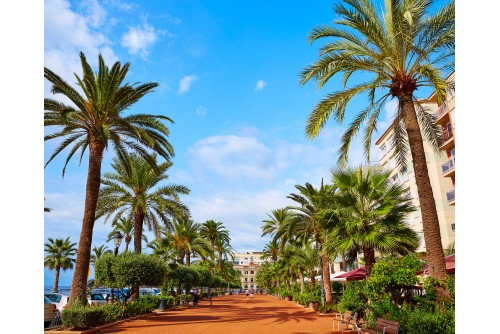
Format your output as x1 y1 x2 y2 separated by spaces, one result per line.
96 295 354 334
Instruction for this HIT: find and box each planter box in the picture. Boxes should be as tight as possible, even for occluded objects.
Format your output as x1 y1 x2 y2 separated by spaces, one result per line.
309 302 319 310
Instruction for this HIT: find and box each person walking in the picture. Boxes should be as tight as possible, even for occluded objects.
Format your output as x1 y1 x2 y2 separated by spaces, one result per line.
250 290 254 300
246 289 249 301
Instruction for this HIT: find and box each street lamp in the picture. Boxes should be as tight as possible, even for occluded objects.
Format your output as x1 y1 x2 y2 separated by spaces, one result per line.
111 232 123 303
114 231 123 256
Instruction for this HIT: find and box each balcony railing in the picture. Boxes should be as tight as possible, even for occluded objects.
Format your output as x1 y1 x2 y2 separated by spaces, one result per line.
441 156 455 173
379 149 387 161
439 131 454 145
446 188 455 202
434 106 446 119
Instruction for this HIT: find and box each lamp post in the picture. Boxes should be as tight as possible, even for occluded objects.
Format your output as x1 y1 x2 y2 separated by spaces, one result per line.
111 232 123 303
317 243 326 306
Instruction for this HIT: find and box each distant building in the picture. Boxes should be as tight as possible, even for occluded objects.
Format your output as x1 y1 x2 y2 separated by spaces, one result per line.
375 70 455 252
232 252 263 290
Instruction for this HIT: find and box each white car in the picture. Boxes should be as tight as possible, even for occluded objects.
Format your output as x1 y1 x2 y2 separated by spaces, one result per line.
44 293 69 313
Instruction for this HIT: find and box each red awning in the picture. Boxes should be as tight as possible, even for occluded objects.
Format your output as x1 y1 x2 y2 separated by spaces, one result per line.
418 255 455 275
335 267 366 281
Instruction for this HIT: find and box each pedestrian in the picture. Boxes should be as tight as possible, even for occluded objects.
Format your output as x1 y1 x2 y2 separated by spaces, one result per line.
193 292 199 307
246 289 249 300
250 290 254 299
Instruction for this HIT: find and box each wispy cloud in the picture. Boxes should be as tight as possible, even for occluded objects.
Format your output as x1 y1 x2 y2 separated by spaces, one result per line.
196 106 207 117
178 75 198 94
82 0 107 28
121 22 162 58
255 80 266 92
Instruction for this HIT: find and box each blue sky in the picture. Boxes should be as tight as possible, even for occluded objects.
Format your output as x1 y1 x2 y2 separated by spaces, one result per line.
44 0 445 285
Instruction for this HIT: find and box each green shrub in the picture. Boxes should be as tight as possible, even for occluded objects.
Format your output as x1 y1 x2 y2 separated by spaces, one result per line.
338 281 367 318
317 303 338 314
400 309 455 334
61 301 107 329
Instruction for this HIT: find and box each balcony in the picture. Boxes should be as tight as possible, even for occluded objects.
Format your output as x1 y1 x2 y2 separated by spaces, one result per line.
434 107 450 125
446 188 455 205
379 148 387 161
441 156 455 177
439 131 454 151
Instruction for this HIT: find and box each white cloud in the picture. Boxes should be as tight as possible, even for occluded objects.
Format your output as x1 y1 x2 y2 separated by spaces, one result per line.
44 0 118 101
187 135 275 182
177 75 198 94
196 106 207 117
255 80 267 92
121 23 161 58
103 0 133 11
82 0 106 28
186 189 293 251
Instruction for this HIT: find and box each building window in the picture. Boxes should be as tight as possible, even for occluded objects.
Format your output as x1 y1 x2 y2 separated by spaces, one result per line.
251 278 254 282
244 271 248 274
245 277 248 282
392 174 399 182
250 271 254 274
451 222 455 231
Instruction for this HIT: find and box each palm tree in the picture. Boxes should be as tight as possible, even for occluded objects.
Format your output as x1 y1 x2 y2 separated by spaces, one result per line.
214 238 235 272
90 245 112 266
169 218 212 266
200 220 230 268
44 237 77 293
325 167 419 277
261 240 280 263
299 0 454 281
96 153 190 253
261 208 290 241
106 217 134 252
45 52 175 305
287 182 336 304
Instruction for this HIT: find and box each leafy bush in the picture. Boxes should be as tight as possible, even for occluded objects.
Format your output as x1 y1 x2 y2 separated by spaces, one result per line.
167 266 200 294
400 309 455 334
95 253 165 303
337 281 367 317
317 303 338 314
61 301 107 328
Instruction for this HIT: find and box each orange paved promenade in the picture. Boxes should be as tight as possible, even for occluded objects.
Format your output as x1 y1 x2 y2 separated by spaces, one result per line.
96 294 354 334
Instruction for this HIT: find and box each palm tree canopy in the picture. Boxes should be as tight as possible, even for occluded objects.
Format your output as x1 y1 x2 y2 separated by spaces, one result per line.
324 167 420 256
299 0 454 166
96 152 190 235
90 245 112 265
44 52 175 176
200 220 230 246
44 237 78 270
169 218 212 262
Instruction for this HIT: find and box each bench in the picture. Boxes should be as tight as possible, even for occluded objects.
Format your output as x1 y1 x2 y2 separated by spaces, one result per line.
360 318 400 334
333 310 359 333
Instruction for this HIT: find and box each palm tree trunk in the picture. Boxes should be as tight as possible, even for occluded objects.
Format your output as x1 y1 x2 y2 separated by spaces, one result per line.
125 239 129 252
299 267 305 292
52 264 61 293
363 247 376 278
330 260 335 274
218 252 222 272
130 208 145 301
322 253 332 304
399 94 447 280
185 250 191 266
342 254 347 272
68 141 104 307
133 208 144 253
310 271 315 288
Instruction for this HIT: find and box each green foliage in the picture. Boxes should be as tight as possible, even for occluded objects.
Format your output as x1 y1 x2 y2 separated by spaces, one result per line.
61 301 107 328
400 309 455 334
318 303 338 314
61 295 170 329
338 281 367 317
443 275 455 310
95 252 165 296
209 275 225 288
191 264 212 287
167 265 200 293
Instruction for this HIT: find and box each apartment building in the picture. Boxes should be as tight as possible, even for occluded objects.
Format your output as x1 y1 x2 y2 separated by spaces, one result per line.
233 252 263 290
375 71 455 252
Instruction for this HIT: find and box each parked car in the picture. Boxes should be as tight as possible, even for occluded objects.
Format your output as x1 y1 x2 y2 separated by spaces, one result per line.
44 293 69 313
44 296 58 328
88 293 109 306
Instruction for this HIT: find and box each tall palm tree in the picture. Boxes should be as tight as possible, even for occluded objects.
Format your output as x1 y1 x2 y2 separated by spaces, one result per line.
169 218 212 266
96 153 190 253
325 167 419 277
199 220 230 268
214 238 235 272
261 208 290 242
90 245 112 266
286 182 337 304
299 0 454 281
44 237 77 293
45 52 175 305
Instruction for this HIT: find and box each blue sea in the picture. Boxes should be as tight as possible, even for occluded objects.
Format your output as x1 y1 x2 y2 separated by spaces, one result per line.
44 285 72 294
